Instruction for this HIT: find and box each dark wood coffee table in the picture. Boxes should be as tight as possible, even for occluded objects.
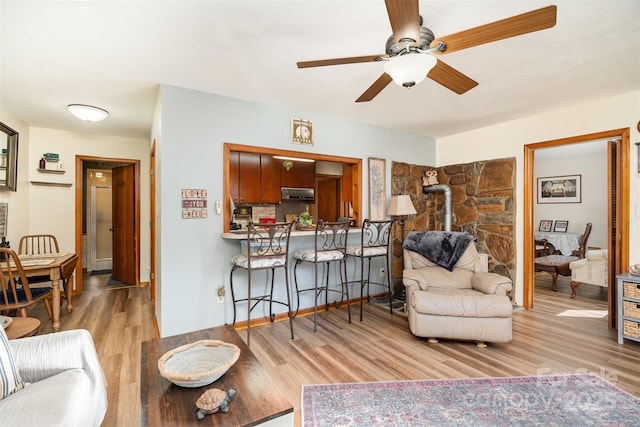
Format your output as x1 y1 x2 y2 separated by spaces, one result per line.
140 324 293 426
534 254 579 295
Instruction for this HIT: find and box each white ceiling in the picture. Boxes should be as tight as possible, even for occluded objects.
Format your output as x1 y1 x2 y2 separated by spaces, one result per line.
1 1 639 140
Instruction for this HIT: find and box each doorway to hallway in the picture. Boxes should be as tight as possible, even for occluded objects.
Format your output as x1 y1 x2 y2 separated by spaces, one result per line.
74 156 140 294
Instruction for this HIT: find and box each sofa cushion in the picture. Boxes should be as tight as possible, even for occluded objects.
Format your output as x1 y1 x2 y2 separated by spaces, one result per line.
0 325 25 400
411 289 513 318
0 368 96 426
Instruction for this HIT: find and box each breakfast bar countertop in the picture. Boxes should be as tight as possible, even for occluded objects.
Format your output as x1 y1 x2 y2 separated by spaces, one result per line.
221 227 362 240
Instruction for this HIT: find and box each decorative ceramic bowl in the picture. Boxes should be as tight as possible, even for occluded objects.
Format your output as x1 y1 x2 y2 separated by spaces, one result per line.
158 340 240 388
629 265 640 276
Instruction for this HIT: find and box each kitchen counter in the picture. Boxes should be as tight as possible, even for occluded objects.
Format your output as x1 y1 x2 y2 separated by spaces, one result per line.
222 227 362 240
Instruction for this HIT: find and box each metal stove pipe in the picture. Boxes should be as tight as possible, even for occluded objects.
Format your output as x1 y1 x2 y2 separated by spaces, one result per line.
422 184 452 232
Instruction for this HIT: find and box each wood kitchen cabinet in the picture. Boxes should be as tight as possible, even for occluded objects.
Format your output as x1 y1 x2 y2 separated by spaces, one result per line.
237 152 261 203
281 160 315 188
229 152 281 204
342 163 353 203
229 151 239 202
259 154 281 203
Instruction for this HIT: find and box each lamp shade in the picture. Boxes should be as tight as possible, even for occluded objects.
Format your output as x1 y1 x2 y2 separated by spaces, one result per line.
67 104 109 122
387 194 417 217
384 54 437 88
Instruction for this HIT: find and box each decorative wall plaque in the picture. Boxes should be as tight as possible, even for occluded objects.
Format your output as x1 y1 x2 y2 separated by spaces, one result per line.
291 118 313 146
182 189 208 219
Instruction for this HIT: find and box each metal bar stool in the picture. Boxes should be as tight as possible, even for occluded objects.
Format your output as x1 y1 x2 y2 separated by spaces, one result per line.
230 220 296 347
292 220 351 332
346 219 394 321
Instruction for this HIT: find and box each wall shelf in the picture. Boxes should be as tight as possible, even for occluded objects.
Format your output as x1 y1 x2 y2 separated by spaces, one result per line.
30 180 73 187
37 168 65 174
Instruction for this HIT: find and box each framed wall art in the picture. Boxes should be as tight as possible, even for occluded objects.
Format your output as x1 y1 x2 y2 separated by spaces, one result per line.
537 174 581 204
291 118 313 146
368 157 386 221
553 220 569 233
538 219 553 232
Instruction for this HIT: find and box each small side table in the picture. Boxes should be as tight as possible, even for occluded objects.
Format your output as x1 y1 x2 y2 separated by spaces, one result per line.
5 317 41 340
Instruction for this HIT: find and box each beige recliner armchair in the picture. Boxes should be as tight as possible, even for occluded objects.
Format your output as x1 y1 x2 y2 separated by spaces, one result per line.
402 231 513 347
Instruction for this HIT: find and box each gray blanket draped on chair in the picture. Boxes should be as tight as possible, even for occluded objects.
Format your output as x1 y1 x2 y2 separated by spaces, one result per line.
403 231 477 271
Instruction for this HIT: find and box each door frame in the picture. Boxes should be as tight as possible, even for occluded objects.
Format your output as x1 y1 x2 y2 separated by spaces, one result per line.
75 155 141 293
523 128 630 327
150 141 156 302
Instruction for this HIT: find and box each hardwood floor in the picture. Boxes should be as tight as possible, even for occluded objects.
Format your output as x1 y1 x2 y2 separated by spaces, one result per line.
23 272 640 426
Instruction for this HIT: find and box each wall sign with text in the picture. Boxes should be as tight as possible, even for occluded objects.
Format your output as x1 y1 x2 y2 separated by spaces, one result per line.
182 189 208 219
291 118 313 146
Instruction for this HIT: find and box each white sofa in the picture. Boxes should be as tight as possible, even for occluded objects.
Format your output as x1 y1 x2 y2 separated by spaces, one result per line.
0 329 107 426
569 249 608 298
403 237 513 347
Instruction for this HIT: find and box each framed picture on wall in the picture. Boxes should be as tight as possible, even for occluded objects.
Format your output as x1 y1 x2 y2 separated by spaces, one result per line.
368 158 386 221
538 220 553 232
553 220 569 233
537 174 582 204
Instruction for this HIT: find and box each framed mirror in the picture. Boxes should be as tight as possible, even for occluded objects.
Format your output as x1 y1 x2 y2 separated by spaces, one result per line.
0 121 19 191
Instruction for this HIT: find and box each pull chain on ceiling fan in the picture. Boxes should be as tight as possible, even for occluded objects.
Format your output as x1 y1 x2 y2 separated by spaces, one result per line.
296 1 557 102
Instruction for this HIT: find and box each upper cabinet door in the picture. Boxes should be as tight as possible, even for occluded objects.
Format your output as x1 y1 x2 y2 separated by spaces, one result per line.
342 163 353 203
260 155 281 203
281 160 315 188
229 151 240 203
238 152 261 203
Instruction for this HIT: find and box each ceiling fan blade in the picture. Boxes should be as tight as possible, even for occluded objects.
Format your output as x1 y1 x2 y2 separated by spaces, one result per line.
297 54 387 68
430 5 557 54
385 0 420 44
427 60 478 95
355 73 393 103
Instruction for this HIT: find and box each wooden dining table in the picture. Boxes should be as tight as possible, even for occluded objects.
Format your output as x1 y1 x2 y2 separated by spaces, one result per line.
15 252 76 332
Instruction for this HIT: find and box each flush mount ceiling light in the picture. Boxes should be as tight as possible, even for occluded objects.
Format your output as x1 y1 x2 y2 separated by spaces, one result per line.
384 54 437 88
67 104 109 122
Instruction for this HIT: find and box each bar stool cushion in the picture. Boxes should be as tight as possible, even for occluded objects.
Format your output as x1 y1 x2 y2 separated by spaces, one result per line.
293 249 344 262
345 245 387 257
231 254 286 269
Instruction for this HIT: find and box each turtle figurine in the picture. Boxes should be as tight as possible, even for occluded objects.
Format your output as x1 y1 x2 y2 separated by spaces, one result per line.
195 388 236 420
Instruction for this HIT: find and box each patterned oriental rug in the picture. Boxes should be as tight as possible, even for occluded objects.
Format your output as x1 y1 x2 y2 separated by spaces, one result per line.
302 374 640 426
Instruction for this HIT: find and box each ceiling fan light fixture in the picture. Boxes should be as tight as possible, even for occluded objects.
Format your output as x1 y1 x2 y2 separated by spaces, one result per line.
67 104 109 122
384 54 437 88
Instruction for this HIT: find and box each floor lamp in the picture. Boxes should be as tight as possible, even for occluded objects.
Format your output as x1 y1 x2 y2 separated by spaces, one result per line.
387 194 417 300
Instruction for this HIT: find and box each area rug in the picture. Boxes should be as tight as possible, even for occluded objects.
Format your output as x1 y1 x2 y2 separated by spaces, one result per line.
90 269 112 275
301 374 640 426
107 275 124 285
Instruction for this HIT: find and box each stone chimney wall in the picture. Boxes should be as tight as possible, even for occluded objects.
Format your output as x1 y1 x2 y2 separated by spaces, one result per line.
390 158 516 284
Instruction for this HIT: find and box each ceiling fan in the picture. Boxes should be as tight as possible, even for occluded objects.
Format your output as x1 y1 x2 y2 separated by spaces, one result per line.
297 1 557 102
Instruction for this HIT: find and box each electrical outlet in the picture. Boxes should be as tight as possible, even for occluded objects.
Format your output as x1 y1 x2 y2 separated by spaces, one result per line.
216 285 225 304
379 268 385 277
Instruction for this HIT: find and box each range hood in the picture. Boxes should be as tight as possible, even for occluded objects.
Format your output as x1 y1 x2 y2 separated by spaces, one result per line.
281 187 314 202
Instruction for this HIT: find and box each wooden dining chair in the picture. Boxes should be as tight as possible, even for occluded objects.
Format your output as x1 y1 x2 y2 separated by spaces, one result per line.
0 248 53 320
18 234 60 255
571 223 592 258
18 234 60 284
